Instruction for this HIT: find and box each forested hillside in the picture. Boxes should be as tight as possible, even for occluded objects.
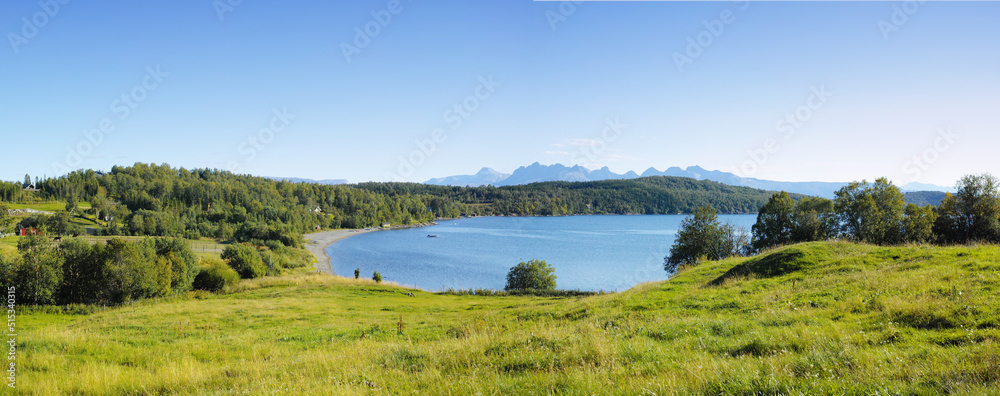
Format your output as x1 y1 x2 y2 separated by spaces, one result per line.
904 190 947 207
3 164 792 245
359 177 790 215
18 164 445 239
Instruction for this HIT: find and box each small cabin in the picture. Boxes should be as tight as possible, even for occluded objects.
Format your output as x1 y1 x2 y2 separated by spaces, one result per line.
381 223 391 228
16 225 40 236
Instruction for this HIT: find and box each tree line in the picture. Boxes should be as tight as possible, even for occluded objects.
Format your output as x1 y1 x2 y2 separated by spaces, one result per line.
0 236 199 305
15 164 450 245
0 233 311 306
4 164 793 245
665 174 1000 271
357 176 791 216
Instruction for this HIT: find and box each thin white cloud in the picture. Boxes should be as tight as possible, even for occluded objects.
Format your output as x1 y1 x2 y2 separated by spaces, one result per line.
601 153 643 162
566 138 602 147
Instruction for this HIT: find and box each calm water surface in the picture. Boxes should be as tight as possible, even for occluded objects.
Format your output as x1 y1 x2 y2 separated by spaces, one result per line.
327 215 757 291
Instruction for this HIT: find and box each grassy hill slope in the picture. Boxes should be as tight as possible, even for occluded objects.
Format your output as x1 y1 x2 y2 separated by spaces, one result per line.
19 242 1000 394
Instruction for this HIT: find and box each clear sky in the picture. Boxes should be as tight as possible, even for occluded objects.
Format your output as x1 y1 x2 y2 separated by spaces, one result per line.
2 1 998 187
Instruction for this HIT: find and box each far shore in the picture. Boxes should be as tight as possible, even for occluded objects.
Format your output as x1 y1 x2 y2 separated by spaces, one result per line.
304 222 440 275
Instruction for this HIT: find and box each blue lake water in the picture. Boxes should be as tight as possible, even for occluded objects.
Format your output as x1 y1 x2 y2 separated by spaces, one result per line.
326 215 757 292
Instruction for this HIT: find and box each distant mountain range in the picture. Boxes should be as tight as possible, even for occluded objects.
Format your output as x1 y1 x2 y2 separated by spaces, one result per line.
424 168 510 187
424 162 955 200
268 177 347 185
901 182 956 193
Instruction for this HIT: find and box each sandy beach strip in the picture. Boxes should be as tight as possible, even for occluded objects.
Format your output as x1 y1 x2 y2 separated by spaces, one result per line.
304 229 372 275
304 222 441 276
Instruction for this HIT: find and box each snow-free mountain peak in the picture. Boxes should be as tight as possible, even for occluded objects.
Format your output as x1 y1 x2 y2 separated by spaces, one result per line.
423 167 510 187
423 162 957 199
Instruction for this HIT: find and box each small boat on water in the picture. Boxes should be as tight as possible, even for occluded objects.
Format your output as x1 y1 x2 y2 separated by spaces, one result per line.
427 234 440 238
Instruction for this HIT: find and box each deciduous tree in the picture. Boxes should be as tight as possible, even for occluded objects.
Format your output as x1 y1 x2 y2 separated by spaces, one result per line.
13 236 63 305
903 204 937 244
103 238 159 303
751 192 795 251
505 259 556 291
834 178 905 245
791 196 838 243
665 206 748 272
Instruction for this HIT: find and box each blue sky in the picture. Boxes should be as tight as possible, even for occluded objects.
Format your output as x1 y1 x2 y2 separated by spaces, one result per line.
2 1 998 187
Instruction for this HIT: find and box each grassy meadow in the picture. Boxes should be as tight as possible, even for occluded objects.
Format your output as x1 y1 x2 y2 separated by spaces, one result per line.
5 201 90 213
14 241 1000 394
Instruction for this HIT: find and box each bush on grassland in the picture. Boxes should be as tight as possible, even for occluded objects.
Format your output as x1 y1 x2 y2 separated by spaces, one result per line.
221 243 266 279
193 259 240 292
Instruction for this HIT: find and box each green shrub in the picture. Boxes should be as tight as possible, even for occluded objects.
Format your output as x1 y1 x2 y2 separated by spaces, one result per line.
271 247 313 270
354 268 360 279
153 238 199 293
372 270 382 283
57 238 103 304
101 238 160 303
221 244 266 279
192 259 240 292
504 259 556 291
4 236 63 305
665 206 749 272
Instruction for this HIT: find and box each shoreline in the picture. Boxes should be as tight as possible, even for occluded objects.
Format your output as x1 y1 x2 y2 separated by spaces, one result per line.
304 222 441 275
304 213 736 276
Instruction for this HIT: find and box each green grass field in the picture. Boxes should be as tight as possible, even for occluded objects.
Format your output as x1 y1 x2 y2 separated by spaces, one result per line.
0 235 230 259
15 241 1000 394
6 200 102 231
6 201 91 212
0 236 17 255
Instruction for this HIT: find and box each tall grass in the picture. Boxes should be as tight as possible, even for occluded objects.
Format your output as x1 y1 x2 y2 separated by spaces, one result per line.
16 241 1000 394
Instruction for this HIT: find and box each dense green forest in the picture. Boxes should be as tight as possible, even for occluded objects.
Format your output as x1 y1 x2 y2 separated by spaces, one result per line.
357 177 789 215
3 164 788 245
6 164 449 242
902 190 947 207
